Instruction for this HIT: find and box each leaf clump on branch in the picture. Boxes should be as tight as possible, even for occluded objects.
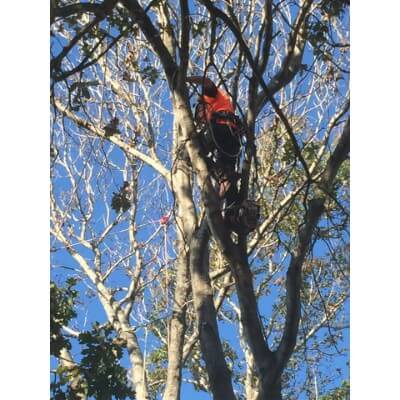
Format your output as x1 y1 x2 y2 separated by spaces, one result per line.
111 181 132 213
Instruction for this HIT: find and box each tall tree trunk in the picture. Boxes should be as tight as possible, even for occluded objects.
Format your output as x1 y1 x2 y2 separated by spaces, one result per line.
164 125 197 400
59 348 87 400
113 309 149 400
163 251 191 400
189 219 236 400
120 326 149 400
263 379 283 400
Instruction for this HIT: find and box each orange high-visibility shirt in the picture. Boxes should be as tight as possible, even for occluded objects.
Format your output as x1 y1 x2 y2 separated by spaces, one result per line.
202 88 235 125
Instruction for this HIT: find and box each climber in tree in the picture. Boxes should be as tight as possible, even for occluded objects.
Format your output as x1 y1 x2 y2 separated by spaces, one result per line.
187 76 242 220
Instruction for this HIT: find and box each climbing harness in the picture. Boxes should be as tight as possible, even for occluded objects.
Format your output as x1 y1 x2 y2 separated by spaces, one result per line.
188 64 260 233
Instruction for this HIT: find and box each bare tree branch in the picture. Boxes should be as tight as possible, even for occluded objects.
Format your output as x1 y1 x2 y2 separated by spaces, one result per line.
54 99 171 184
275 117 350 374
121 0 178 83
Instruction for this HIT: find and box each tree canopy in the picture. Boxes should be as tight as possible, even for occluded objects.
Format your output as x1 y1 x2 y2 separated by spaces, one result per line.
50 1 350 399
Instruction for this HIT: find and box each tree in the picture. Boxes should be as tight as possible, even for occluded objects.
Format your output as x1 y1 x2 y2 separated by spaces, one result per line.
50 1 350 399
